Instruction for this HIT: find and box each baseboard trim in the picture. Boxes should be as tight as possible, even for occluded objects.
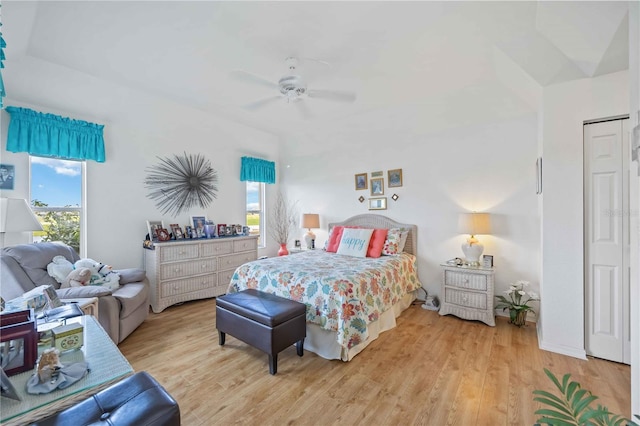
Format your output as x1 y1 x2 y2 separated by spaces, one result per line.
537 324 587 360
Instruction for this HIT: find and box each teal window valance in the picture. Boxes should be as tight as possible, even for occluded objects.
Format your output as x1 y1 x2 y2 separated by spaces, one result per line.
240 156 275 184
6 107 106 162
1 19 6 107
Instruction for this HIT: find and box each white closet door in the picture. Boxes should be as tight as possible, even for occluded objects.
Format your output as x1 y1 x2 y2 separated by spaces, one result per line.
584 119 630 364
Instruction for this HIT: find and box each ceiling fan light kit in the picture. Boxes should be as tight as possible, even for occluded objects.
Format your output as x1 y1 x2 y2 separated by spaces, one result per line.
233 56 357 111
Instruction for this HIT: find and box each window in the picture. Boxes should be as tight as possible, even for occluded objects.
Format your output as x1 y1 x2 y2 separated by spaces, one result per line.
30 156 85 255
246 181 265 247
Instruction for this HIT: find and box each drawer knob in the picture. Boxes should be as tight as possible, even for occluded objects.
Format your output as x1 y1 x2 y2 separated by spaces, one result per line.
179 251 185 255
462 279 469 284
201 264 207 268
174 268 181 273
216 247 220 251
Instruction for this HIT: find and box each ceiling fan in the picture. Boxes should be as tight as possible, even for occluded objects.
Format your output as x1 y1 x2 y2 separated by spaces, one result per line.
231 57 356 116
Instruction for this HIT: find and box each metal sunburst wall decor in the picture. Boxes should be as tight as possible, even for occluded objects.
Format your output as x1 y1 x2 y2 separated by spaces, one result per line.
144 152 218 216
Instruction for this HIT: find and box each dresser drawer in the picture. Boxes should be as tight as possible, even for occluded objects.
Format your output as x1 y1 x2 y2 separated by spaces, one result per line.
233 238 257 253
444 288 487 310
219 252 256 271
444 270 488 291
201 241 233 257
160 244 199 262
161 274 218 297
218 268 237 288
160 258 217 280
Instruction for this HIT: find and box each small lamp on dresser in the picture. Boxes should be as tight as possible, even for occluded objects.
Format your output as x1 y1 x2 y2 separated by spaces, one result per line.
458 212 491 266
301 213 320 249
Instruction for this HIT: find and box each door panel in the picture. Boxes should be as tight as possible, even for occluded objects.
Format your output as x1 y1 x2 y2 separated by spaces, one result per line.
584 119 629 364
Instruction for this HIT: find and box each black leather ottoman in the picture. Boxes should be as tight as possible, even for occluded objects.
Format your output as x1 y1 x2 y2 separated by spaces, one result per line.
216 289 306 374
31 371 180 426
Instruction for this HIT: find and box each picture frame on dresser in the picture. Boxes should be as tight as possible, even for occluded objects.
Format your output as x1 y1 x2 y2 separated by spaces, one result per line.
191 216 207 238
146 220 164 241
483 255 493 268
170 224 184 239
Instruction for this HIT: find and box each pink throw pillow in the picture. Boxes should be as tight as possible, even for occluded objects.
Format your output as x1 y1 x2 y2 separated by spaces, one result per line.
367 228 388 258
326 226 345 252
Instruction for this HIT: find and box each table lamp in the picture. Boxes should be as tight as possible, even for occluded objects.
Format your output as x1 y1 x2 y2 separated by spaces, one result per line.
0 198 43 247
301 213 320 249
457 212 490 266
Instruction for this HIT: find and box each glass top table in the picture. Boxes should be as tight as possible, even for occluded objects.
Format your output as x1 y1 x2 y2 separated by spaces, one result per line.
1 315 133 425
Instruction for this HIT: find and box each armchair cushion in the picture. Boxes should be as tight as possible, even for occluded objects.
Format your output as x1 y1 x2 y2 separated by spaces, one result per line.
114 282 149 318
3 243 79 288
57 286 112 299
117 268 147 285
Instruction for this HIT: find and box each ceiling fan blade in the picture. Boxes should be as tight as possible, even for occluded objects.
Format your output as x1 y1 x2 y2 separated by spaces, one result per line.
230 70 279 90
307 89 356 103
295 100 313 120
242 96 282 111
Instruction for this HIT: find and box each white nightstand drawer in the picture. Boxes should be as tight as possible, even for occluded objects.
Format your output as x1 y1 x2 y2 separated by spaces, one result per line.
444 288 488 310
444 270 488 291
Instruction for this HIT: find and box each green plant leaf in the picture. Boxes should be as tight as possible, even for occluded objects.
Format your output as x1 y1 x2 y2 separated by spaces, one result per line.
572 392 597 415
535 412 577 425
533 393 573 416
543 369 565 392
566 381 579 402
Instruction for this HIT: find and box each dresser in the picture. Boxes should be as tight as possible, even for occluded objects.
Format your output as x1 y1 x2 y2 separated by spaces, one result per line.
438 264 496 326
144 236 258 313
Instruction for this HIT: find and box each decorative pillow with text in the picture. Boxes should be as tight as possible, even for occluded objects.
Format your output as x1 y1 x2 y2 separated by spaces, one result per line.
337 228 374 258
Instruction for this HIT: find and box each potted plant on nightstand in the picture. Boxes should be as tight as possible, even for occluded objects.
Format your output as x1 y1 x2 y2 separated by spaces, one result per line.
268 192 298 256
495 280 539 327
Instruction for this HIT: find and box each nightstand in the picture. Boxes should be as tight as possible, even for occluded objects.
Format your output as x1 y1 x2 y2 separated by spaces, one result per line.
287 248 311 254
438 264 495 326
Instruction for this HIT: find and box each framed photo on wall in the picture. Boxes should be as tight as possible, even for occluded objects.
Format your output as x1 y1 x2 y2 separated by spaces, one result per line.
370 178 384 196
0 164 15 190
355 173 368 190
388 169 403 188
368 197 387 210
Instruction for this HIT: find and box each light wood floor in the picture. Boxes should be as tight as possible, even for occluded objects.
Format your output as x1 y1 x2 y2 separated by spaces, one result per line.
118 299 631 425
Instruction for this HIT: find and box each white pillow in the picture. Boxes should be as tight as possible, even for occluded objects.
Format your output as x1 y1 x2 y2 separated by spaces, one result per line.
337 228 374 258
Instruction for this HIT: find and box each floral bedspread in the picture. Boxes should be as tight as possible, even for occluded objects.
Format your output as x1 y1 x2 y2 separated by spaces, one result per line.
227 251 422 350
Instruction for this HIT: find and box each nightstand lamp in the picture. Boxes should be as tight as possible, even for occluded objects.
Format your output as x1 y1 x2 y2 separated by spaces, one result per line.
301 213 320 250
458 212 491 266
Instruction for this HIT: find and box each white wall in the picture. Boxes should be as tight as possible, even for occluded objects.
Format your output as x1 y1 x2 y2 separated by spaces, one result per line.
539 70 629 359
1 56 281 268
280 82 541 311
629 0 640 417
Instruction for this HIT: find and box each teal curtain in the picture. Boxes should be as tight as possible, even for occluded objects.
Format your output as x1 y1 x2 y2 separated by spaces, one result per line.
240 156 275 184
6 107 106 162
1 17 5 108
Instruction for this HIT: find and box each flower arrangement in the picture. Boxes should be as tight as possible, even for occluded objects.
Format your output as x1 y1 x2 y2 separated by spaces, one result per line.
495 280 539 327
268 191 298 247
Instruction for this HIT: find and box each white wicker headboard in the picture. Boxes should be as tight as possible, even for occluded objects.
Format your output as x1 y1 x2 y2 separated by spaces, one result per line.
327 214 418 257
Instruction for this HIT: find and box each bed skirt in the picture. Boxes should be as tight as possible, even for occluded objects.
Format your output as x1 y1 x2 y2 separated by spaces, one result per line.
303 290 417 361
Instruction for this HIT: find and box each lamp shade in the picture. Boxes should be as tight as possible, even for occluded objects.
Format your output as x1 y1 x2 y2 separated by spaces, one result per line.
0 198 43 232
301 213 320 229
458 212 490 236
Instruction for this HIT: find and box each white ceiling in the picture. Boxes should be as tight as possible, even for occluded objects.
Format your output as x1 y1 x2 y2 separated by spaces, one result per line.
4 1 629 137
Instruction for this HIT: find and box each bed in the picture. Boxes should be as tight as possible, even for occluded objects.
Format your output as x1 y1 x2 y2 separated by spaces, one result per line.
227 214 422 361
